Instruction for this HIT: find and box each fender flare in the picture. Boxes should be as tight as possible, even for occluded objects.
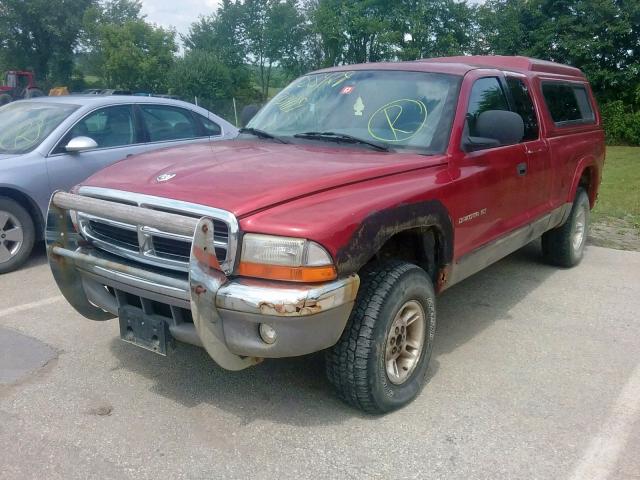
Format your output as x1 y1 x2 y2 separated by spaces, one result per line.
334 199 454 277
567 156 600 207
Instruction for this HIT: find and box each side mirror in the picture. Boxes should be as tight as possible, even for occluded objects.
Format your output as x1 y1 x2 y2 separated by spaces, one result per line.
463 110 524 152
65 136 98 153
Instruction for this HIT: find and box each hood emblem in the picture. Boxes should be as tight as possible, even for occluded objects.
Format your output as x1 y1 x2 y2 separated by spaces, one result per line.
156 173 176 183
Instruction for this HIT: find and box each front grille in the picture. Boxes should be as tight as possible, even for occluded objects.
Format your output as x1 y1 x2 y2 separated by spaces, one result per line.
88 221 138 251
76 187 239 274
152 236 191 261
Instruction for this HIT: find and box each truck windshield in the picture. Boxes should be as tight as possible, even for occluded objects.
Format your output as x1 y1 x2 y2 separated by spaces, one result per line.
248 70 460 154
0 102 78 155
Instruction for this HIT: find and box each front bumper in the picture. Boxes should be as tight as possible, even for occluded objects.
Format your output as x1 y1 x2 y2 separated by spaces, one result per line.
46 192 359 370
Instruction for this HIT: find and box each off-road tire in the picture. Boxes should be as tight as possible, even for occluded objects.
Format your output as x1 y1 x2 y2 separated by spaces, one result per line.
542 188 590 267
326 261 436 414
0 197 36 274
0 94 11 106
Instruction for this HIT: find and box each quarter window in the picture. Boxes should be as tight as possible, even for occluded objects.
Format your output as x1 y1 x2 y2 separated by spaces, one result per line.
198 114 222 136
140 105 199 142
506 77 539 141
466 77 509 137
542 83 595 125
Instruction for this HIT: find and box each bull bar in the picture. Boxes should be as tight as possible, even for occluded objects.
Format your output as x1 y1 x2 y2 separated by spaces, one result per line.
46 191 359 370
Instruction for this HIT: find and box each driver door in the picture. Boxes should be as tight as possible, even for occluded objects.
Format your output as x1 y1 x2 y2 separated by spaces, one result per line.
45 104 149 193
450 75 530 258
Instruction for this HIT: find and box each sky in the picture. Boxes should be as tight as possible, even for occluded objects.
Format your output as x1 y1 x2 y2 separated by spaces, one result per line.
141 0 222 38
140 0 485 39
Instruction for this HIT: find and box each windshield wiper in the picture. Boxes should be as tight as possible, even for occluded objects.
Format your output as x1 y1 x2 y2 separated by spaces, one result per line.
293 131 389 152
239 127 288 144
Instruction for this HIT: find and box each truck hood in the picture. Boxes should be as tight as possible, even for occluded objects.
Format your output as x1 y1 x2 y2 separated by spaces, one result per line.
80 140 447 217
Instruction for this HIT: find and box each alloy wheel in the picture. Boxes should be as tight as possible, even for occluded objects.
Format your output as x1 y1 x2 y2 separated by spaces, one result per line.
0 210 24 264
385 300 426 385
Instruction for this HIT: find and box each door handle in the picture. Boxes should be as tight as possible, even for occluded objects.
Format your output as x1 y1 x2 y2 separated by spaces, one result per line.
517 162 527 176
126 154 133 158
526 147 546 155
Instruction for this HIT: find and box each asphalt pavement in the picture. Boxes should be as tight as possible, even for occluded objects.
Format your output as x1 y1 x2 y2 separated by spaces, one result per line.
1 242 639 480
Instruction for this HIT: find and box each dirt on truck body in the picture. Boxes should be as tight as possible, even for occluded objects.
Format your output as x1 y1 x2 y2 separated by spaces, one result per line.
47 55 605 413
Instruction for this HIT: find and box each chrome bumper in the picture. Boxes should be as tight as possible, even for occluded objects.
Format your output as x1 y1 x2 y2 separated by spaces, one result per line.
46 192 359 369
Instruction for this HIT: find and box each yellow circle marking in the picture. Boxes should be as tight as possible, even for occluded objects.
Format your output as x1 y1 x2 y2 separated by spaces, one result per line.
367 99 427 142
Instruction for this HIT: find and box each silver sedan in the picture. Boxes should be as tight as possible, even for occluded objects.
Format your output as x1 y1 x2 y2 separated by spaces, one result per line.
0 95 238 273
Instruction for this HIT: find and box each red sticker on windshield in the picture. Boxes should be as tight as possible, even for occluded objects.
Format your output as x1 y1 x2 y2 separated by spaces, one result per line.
340 86 355 94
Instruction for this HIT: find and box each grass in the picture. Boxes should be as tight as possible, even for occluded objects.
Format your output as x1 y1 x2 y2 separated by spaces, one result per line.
592 146 640 230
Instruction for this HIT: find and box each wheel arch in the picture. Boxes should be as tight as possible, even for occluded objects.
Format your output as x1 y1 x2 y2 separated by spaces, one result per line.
568 158 600 209
334 200 454 292
0 187 44 239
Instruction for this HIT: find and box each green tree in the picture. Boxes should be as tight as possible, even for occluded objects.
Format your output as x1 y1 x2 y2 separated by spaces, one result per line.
97 20 177 91
183 0 246 67
0 0 94 83
476 0 640 105
182 1 258 105
396 0 475 60
243 0 307 99
80 0 144 80
308 0 400 66
169 50 234 104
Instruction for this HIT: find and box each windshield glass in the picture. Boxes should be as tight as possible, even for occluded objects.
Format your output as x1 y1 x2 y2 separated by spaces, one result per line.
0 102 79 154
248 70 460 154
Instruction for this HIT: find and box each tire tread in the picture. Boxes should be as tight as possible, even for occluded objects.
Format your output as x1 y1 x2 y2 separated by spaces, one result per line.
326 260 422 413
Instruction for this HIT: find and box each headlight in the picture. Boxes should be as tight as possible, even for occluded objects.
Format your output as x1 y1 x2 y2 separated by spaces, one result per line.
238 233 336 282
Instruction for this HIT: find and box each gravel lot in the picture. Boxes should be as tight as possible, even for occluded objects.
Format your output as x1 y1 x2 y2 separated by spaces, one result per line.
1 242 639 480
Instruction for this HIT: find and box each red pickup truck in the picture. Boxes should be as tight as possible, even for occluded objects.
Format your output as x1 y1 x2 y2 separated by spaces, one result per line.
47 56 604 413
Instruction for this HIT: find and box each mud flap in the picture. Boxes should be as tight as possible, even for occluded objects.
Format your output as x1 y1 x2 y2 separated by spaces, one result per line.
189 217 262 371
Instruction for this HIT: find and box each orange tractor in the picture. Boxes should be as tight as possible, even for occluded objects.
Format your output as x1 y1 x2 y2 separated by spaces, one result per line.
0 71 44 105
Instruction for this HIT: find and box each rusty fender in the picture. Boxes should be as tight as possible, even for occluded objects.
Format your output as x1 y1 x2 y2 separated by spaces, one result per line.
334 200 453 287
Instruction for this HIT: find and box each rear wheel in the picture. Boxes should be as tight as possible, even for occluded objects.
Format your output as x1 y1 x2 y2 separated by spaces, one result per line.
326 261 436 413
542 188 590 267
0 197 35 274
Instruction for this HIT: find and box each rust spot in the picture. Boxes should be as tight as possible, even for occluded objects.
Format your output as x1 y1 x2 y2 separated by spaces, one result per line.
436 265 450 293
202 224 209 233
335 201 453 275
193 246 221 270
257 297 322 316
194 285 206 295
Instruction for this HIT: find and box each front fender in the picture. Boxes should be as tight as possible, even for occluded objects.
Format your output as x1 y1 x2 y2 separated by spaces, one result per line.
334 199 454 276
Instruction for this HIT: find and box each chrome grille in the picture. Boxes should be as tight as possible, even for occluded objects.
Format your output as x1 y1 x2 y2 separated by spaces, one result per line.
76 187 238 274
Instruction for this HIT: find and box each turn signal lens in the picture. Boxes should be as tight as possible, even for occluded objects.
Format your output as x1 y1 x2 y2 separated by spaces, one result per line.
239 234 336 282
238 262 337 282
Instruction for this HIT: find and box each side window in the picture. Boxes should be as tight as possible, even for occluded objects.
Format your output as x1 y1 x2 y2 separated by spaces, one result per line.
506 77 539 141
197 114 222 136
140 105 199 142
542 83 595 125
466 77 509 137
55 105 135 153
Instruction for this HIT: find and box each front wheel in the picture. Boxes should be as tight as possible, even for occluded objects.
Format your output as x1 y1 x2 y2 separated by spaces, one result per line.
0 197 36 274
326 261 436 413
542 188 590 267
